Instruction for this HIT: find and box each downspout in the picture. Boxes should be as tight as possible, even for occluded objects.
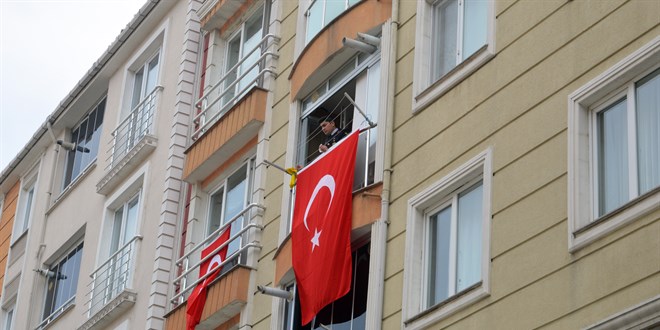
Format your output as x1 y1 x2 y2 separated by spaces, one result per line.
366 0 398 328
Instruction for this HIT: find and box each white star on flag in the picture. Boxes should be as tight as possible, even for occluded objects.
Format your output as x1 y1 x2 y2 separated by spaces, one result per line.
311 228 322 252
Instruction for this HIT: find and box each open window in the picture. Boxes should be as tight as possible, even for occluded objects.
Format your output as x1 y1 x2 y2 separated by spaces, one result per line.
297 54 381 191
281 243 370 330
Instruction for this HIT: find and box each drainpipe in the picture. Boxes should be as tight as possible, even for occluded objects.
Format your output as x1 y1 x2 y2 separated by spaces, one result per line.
366 0 398 328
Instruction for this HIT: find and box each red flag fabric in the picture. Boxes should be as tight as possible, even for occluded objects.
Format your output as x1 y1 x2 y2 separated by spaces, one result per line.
292 130 359 325
186 227 231 330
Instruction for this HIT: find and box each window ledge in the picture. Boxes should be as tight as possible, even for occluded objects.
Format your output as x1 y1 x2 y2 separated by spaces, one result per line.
412 46 495 114
47 162 97 215
404 285 489 330
570 187 660 253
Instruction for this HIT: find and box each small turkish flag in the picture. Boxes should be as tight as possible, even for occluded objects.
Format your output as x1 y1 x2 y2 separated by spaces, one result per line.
186 227 231 330
292 130 359 325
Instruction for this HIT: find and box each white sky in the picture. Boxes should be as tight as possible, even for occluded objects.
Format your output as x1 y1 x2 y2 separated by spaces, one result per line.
0 0 147 172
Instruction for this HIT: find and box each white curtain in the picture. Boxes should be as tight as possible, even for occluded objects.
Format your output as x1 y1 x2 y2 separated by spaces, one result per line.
456 182 483 293
598 99 628 216
636 69 660 195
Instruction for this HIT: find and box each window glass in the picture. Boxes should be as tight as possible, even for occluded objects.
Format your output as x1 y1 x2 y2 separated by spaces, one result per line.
428 206 451 306
209 187 225 235
240 9 263 91
224 164 248 254
635 68 660 195
456 183 482 291
306 1 323 43
462 0 487 60
63 99 105 187
42 243 83 322
597 99 628 216
132 67 145 110
287 244 369 330
223 34 242 106
431 0 487 82
427 181 483 307
432 0 457 80
22 185 34 232
324 0 344 26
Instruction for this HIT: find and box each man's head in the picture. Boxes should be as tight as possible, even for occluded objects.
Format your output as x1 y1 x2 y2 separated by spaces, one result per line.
320 118 336 135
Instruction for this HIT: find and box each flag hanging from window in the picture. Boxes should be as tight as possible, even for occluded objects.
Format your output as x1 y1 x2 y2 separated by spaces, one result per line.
292 130 359 325
186 227 231 330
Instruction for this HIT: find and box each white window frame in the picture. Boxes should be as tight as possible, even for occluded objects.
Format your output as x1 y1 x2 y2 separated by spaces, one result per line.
13 168 39 242
302 0 360 45
584 295 660 330
62 97 106 190
567 36 660 252
402 148 492 329
2 304 14 330
412 0 495 113
39 241 84 328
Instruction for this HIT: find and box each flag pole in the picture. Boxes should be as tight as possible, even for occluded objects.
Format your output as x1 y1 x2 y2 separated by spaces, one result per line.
263 159 298 188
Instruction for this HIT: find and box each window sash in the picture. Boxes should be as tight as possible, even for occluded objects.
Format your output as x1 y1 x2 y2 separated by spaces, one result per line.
111 194 140 254
63 98 105 187
430 0 487 82
305 0 355 44
592 68 659 219
42 243 83 320
207 159 254 255
425 180 483 308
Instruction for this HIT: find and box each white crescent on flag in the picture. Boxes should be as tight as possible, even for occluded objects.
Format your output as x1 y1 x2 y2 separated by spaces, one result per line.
302 174 335 231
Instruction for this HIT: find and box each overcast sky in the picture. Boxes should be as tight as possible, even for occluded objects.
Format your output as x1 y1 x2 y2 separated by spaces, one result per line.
0 0 147 172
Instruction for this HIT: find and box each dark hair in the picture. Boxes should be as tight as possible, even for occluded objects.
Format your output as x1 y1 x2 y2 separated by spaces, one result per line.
316 107 335 123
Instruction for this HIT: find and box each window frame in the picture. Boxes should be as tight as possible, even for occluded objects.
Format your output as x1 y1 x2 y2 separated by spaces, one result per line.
302 0 361 44
567 36 660 252
130 50 161 112
403 148 492 329
412 0 495 113
62 96 106 190
13 169 38 242
39 241 84 328
2 304 14 330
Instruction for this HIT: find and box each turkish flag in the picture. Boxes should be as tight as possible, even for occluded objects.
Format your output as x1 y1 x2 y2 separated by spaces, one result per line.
292 130 359 325
186 227 231 330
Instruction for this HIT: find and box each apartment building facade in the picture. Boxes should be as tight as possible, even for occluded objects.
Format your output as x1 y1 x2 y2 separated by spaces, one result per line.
165 0 659 329
0 1 201 329
1 0 658 330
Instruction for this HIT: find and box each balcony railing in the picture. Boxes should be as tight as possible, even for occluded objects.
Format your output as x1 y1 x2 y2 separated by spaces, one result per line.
170 203 265 304
192 34 279 140
84 235 142 318
106 86 163 170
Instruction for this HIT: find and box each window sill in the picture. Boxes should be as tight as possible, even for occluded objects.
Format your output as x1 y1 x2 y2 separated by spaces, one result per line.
47 161 97 215
412 45 495 114
404 283 489 329
570 187 660 253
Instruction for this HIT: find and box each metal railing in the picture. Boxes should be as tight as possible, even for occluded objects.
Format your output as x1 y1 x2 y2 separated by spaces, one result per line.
36 296 75 330
106 86 163 170
192 34 280 140
170 203 265 304
84 235 142 317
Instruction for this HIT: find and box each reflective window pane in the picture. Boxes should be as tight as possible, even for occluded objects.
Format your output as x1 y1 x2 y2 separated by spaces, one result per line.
597 98 629 216
635 69 660 195
428 206 451 306
306 1 323 43
456 182 483 292
462 0 488 60
432 0 458 80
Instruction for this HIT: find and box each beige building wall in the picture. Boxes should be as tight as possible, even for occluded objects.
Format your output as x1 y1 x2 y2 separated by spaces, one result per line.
385 0 659 329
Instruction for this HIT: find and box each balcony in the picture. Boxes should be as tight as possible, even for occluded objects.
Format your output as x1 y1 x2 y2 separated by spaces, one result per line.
97 87 162 194
78 236 142 330
164 203 264 329
184 34 278 183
